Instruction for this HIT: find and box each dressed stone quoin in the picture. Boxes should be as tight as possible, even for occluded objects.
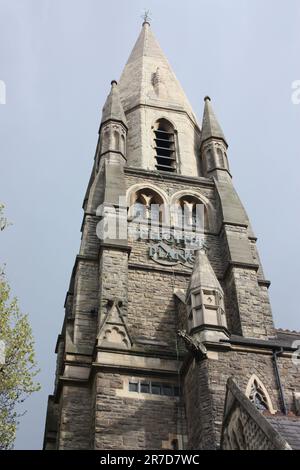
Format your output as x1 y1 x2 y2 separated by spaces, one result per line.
43 20 300 450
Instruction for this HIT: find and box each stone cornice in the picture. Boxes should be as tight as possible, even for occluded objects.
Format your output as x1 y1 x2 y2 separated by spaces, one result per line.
124 166 215 187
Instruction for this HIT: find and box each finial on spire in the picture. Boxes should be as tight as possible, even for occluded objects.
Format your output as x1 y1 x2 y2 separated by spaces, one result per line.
111 80 118 87
141 9 152 26
204 96 211 102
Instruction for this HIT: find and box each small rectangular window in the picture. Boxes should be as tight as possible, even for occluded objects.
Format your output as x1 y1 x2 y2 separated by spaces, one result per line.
173 386 180 397
140 382 150 394
151 383 161 395
162 384 173 396
129 382 139 392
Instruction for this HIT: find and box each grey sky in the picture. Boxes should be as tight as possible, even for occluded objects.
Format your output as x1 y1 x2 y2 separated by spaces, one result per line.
0 0 299 450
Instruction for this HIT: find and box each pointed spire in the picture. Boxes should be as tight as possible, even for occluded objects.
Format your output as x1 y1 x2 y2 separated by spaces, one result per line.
125 21 161 65
101 80 127 128
118 23 198 124
186 248 228 340
200 96 227 146
188 248 223 295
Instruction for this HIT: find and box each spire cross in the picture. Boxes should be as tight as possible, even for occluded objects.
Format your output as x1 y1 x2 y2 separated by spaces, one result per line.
142 10 152 25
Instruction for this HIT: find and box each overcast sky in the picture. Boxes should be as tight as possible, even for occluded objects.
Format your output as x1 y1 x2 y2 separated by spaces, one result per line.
0 0 299 450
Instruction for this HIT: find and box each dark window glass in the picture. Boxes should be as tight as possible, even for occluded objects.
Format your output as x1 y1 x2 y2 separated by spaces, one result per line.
162 385 173 396
151 383 161 395
140 382 150 394
171 439 179 450
173 386 180 397
129 382 138 392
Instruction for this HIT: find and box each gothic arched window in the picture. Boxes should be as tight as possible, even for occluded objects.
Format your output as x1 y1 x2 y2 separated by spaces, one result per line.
113 130 120 151
131 188 165 224
217 148 224 167
246 375 276 414
174 196 208 232
101 127 110 153
121 134 126 154
205 148 214 172
153 119 176 173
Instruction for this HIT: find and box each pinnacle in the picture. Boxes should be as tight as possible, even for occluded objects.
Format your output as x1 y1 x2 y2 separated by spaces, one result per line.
200 97 227 146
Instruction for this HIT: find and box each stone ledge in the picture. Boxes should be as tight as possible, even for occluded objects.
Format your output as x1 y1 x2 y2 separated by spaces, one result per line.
100 242 132 253
221 335 299 352
124 166 214 187
128 262 191 276
95 351 182 374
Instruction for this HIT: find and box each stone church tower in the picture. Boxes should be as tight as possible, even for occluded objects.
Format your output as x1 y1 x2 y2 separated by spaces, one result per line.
43 21 300 450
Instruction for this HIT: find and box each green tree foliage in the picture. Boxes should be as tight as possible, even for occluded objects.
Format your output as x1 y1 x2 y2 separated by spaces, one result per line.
0 204 40 449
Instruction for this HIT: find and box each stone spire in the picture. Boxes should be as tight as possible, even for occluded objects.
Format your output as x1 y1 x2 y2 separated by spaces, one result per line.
200 97 230 178
118 22 197 124
188 248 223 294
186 248 228 342
200 96 227 146
116 22 201 174
101 80 127 129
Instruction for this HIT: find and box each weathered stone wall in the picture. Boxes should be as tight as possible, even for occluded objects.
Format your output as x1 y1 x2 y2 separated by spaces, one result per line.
99 248 129 320
184 358 217 449
225 267 275 339
94 372 184 450
127 269 187 350
277 355 300 414
183 348 300 449
72 259 99 352
79 215 100 258
128 235 224 277
207 350 281 445
57 385 92 450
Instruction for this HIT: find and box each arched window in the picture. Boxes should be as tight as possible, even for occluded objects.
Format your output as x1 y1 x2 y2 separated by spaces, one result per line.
101 127 110 153
113 130 120 151
131 188 165 224
121 134 126 155
217 148 224 167
133 195 147 220
205 148 214 172
224 151 229 170
246 375 276 414
153 119 176 173
175 196 208 232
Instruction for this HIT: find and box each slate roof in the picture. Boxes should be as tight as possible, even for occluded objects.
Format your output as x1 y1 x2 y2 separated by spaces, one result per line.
276 329 300 346
223 332 300 351
266 416 300 450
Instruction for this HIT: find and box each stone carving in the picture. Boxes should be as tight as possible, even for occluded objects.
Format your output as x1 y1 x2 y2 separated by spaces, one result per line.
152 67 168 98
177 330 207 358
97 300 132 350
148 234 208 268
149 241 195 267
222 403 282 450
103 325 129 348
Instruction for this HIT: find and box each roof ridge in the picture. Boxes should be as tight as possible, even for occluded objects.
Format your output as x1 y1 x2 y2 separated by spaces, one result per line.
276 328 300 335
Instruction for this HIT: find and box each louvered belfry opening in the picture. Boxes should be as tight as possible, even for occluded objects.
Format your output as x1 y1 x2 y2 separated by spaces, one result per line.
154 119 176 172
